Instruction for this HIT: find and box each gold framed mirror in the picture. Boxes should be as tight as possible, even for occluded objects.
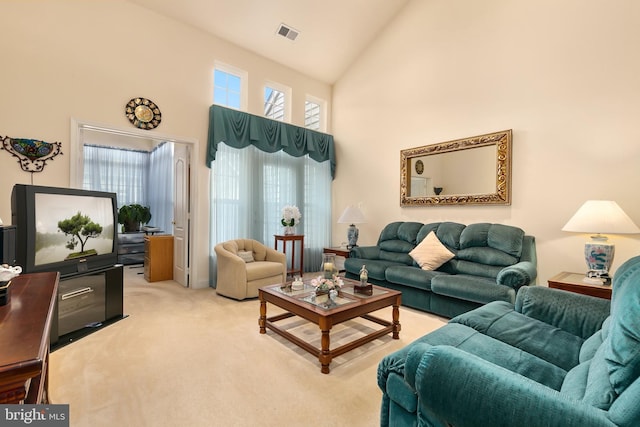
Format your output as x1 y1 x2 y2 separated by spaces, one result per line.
400 129 512 206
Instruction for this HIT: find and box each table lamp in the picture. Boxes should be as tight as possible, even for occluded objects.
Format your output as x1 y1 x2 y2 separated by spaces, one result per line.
338 206 366 249
562 200 640 283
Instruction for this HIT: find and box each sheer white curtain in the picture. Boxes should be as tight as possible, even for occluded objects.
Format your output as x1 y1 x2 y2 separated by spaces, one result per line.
210 143 331 286
83 143 175 233
83 144 149 206
148 142 174 234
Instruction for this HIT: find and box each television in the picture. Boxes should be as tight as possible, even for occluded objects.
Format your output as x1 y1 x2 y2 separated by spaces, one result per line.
11 184 119 278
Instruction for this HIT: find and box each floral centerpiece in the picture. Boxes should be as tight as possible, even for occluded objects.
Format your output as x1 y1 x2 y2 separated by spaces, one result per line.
281 205 301 235
310 274 344 295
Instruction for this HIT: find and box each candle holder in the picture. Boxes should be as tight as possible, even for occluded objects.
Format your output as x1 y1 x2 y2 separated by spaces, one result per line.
322 253 337 279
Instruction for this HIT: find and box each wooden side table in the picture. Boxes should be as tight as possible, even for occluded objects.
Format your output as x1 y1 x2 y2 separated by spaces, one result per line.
322 247 351 258
547 272 612 299
275 234 304 277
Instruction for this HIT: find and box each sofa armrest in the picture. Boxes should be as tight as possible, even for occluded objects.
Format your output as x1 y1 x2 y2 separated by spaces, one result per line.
265 247 287 266
413 346 616 427
515 286 611 339
497 261 537 290
349 245 380 259
214 244 248 296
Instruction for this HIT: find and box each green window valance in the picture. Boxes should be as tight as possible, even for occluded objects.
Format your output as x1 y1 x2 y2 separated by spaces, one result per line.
206 105 336 179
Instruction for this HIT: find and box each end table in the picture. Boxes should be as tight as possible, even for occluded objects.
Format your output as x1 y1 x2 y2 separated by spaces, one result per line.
275 234 304 278
547 272 612 300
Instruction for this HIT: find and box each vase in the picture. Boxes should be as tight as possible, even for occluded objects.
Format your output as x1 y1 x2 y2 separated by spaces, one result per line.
284 226 295 235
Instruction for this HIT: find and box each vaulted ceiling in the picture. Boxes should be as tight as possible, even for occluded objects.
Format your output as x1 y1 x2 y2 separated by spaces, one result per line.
127 0 409 84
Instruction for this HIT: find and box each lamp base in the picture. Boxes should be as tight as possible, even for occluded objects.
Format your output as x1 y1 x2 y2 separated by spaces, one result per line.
584 239 614 277
347 224 359 249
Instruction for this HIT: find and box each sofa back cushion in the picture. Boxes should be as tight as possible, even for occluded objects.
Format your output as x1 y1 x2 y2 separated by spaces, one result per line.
378 222 424 266
606 255 640 396
560 255 640 411
448 224 525 276
223 239 268 261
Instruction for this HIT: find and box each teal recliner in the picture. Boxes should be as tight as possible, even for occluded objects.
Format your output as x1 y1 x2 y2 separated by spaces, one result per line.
377 255 640 427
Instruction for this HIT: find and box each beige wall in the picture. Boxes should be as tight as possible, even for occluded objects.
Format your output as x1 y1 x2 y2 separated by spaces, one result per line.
332 0 640 283
0 0 331 288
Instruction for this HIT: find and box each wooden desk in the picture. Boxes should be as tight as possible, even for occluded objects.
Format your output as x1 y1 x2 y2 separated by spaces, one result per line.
0 271 59 404
274 234 304 277
548 271 612 299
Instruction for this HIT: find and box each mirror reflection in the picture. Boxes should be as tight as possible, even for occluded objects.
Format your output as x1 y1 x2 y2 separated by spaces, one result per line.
400 130 512 206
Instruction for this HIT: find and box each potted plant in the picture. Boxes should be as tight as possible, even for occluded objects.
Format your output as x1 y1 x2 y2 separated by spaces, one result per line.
118 204 152 232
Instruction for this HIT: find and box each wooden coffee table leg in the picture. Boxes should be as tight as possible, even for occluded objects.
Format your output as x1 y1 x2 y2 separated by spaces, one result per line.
259 297 267 334
392 299 401 339
318 318 332 374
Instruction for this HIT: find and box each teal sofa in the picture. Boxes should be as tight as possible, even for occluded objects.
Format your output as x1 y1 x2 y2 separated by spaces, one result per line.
344 222 537 318
377 255 640 427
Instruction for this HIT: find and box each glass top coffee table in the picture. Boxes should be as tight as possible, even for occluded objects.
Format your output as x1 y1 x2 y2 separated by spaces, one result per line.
258 278 401 374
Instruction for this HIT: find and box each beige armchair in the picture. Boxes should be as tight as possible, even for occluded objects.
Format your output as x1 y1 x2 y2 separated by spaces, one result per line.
214 239 287 300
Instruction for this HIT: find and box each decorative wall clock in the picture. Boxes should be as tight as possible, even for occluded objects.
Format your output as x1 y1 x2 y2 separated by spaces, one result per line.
125 97 162 130
415 159 424 175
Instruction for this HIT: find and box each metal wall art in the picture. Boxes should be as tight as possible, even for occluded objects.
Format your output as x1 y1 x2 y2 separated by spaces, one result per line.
125 97 162 130
1 135 63 173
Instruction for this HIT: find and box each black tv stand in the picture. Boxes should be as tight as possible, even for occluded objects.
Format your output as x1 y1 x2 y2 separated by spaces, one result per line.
50 264 124 348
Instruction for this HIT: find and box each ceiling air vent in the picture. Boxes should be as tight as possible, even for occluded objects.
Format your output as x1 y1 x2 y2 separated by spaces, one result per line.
276 23 299 41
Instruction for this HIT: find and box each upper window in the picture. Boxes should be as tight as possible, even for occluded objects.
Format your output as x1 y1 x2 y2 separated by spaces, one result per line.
213 63 246 110
264 87 285 121
305 95 326 132
305 100 321 131
264 82 290 122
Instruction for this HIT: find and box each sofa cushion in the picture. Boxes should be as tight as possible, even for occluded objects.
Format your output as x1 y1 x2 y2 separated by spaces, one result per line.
245 261 285 281
606 258 640 396
385 265 447 291
456 247 518 267
345 258 405 281
580 317 611 363
237 250 254 263
411 324 567 390
378 250 414 265
452 301 583 371
433 222 465 250
431 275 516 305
583 341 618 409
488 224 525 257
409 231 455 270
453 260 503 279
561 337 618 410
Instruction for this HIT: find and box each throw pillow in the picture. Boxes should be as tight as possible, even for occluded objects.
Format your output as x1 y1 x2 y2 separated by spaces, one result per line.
237 250 254 263
409 231 455 270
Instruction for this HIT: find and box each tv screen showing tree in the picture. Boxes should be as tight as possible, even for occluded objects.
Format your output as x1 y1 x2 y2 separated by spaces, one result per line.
34 193 115 266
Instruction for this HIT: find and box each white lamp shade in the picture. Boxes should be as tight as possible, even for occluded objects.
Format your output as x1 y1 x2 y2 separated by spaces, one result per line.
338 206 366 224
562 201 640 235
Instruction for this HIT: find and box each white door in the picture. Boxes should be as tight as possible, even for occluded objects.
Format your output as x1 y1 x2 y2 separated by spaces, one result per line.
173 144 189 287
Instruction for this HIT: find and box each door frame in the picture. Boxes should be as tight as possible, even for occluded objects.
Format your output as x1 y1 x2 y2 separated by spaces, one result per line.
69 118 198 287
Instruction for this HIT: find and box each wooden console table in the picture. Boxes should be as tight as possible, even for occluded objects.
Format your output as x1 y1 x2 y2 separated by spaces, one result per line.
274 234 304 277
0 271 59 404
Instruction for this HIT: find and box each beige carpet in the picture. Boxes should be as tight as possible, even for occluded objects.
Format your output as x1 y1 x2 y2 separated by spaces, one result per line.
48 268 447 427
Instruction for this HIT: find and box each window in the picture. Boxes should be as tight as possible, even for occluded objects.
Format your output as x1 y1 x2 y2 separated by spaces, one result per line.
213 64 246 109
264 87 285 121
264 82 290 122
305 95 326 132
210 144 331 285
305 100 321 131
